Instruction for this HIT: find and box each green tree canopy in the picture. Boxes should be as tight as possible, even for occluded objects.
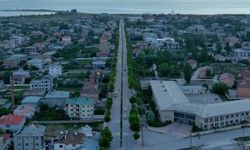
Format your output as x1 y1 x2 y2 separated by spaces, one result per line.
183 63 192 84
99 127 113 149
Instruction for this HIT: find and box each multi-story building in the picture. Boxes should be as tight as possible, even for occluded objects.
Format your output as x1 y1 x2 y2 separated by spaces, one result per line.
150 80 250 130
49 64 63 78
0 133 10 150
66 98 95 119
3 54 27 69
30 76 53 91
14 124 46 150
45 90 70 108
232 49 249 60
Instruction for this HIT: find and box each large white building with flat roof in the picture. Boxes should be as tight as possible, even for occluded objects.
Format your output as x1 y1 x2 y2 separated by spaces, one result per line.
150 80 250 130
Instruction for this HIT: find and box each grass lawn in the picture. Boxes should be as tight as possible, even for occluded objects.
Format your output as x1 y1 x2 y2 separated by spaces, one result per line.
235 136 250 142
211 63 248 77
45 123 103 137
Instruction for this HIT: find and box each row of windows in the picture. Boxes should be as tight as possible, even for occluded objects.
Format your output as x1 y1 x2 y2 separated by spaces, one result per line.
205 112 249 123
69 114 91 117
69 109 92 112
203 119 244 129
69 104 93 107
17 143 40 146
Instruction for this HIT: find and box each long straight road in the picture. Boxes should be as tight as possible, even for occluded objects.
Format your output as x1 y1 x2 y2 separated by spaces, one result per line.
109 19 136 150
109 19 123 149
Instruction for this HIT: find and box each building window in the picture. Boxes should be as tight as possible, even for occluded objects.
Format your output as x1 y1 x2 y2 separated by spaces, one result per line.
225 121 229 125
220 116 224 121
236 114 239 117
226 115 229 119
215 117 219 122
59 145 63 148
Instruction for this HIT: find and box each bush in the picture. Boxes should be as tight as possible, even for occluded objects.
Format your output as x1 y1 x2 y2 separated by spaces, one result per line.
94 107 105 115
133 132 140 140
106 97 113 110
104 110 111 122
212 82 228 95
129 96 136 104
191 125 203 133
99 127 113 149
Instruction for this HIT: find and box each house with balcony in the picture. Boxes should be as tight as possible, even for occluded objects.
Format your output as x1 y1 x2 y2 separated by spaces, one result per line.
66 98 95 119
14 123 46 150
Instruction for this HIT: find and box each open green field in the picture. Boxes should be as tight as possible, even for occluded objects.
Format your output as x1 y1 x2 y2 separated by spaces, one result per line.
211 63 248 77
45 123 102 137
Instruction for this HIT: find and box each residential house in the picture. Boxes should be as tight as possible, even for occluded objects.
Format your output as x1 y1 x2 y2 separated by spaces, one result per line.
239 70 250 81
79 125 93 137
3 54 26 69
25 46 38 55
232 49 249 60
0 115 26 132
92 59 106 69
30 75 53 91
22 89 46 98
237 80 250 97
14 104 36 119
219 73 235 88
66 97 95 119
10 69 30 85
44 90 70 108
21 96 41 108
14 124 46 150
54 132 85 150
27 58 46 70
0 133 11 150
49 64 63 78
9 35 25 47
0 99 11 109
81 82 99 101
61 36 72 45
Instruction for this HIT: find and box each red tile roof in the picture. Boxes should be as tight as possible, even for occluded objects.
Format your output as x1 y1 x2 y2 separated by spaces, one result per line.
0 115 25 125
240 70 250 80
238 80 250 88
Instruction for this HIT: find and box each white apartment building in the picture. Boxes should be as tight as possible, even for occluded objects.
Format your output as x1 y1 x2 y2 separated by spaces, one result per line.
30 76 53 91
150 80 250 130
49 64 62 78
232 49 250 60
66 98 95 119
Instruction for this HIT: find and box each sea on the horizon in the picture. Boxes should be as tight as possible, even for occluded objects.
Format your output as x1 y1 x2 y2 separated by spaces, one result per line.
0 0 250 16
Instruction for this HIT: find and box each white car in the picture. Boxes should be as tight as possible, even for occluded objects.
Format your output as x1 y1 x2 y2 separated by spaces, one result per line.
124 107 127 112
123 114 128 120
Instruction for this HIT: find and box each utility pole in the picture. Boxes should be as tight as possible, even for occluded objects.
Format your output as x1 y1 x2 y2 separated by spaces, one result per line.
190 133 193 148
11 81 15 110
